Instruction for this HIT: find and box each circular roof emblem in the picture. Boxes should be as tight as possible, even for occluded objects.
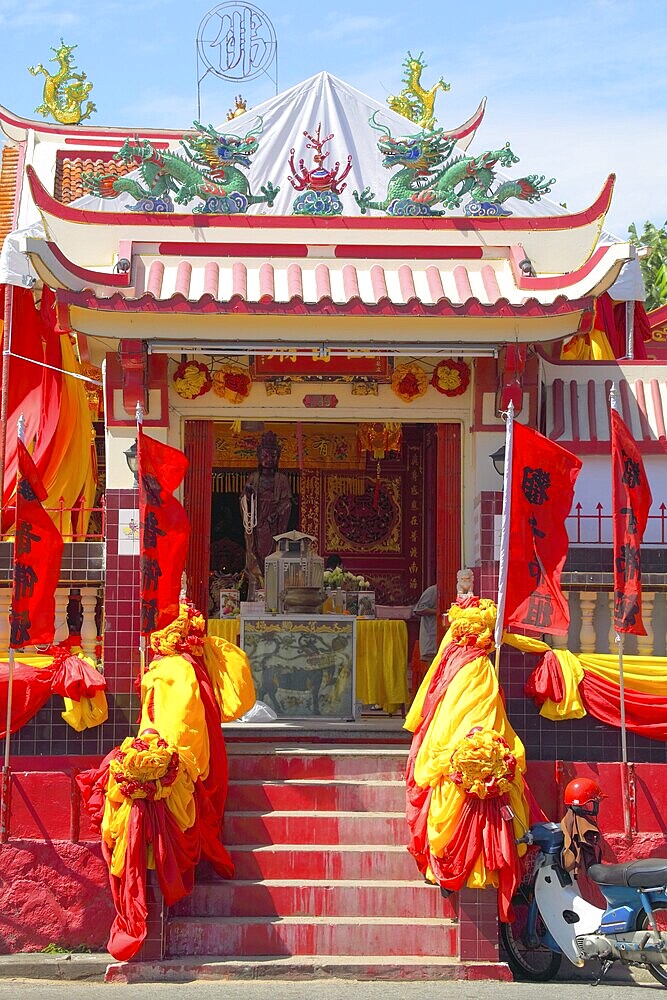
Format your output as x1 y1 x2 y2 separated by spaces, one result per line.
197 3 277 82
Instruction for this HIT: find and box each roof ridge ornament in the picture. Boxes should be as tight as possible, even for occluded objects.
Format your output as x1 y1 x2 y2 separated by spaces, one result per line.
387 51 450 131
288 123 353 216
28 39 96 126
81 119 279 214
354 120 556 217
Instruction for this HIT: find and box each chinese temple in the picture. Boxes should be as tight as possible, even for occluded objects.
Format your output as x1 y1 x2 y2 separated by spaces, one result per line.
1 60 666 979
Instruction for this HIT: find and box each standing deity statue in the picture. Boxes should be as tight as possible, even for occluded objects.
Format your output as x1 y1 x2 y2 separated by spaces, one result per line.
240 431 292 595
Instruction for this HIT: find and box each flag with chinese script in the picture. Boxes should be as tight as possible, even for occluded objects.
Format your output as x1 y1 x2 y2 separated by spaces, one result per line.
503 422 582 637
611 407 652 634
138 429 190 635
10 440 64 648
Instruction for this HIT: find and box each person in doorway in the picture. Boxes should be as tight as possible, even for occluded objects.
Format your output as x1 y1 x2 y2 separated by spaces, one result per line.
413 584 438 665
240 431 292 592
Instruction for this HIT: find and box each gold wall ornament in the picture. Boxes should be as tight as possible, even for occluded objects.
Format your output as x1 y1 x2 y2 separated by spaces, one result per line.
357 422 403 459
265 378 292 396
29 40 96 125
351 378 379 396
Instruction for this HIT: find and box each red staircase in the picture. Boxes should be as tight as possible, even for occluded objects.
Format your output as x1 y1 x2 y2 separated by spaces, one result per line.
145 743 507 981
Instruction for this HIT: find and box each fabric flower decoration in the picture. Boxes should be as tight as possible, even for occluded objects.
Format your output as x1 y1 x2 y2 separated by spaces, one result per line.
431 359 470 397
391 362 428 403
173 360 212 399
212 365 252 404
447 727 517 799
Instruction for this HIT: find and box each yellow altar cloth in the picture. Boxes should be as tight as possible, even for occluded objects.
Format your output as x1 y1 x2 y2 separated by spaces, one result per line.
207 617 408 714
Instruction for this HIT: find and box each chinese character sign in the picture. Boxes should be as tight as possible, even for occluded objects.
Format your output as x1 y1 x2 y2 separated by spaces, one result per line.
10 440 64 648
504 422 582 636
611 408 652 635
138 430 190 635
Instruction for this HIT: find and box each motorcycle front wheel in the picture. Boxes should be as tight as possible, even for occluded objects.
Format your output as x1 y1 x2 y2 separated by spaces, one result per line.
500 885 562 982
636 904 667 988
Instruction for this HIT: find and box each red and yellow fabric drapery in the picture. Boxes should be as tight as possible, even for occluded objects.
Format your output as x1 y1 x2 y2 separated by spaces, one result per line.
405 597 535 922
77 603 256 961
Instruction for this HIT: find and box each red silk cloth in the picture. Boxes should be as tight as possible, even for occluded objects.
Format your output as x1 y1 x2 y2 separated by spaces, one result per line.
526 653 667 741
504 422 581 637
0 651 106 739
137 428 190 635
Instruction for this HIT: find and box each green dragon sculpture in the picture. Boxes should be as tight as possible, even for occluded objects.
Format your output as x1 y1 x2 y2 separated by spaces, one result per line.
354 116 555 216
387 51 450 130
29 40 96 125
82 119 278 214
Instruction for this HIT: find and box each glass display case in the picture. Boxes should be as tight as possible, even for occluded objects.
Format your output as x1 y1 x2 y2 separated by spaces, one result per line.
263 530 324 613
240 614 356 720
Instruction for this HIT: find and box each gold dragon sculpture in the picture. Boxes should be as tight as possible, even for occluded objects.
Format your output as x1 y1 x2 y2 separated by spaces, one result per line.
29 40 96 125
387 51 450 131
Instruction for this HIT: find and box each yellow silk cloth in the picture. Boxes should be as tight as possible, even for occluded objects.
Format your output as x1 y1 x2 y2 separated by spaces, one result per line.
208 618 409 713
355 619 408 713
207 619 241 644
560 327 616 362
504 631 667 720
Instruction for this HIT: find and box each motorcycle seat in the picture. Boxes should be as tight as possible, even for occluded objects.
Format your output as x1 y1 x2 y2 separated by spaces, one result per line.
588 858 667 889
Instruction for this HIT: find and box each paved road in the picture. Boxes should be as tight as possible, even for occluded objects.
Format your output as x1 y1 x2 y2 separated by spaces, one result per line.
0 979 663 999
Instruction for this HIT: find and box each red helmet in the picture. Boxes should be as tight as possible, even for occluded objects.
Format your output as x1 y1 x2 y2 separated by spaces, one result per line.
564 777 605 816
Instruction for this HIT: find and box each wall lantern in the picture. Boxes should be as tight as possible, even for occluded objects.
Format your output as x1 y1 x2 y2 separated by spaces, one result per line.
490 445 506 478
124 440 139 487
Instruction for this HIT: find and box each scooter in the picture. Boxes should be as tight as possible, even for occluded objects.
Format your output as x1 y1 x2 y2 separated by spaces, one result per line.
500 781 667 986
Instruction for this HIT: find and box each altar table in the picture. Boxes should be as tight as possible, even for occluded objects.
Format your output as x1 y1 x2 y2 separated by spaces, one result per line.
207 616 408 714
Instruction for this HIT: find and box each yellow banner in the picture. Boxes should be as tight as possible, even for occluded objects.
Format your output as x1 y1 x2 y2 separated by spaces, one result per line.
213 422 365 471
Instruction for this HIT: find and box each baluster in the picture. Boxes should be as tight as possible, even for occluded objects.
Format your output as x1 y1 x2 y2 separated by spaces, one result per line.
578 591 598 654
551 592 570 649
637 592 655 657
79 587 98 655
53 589 71 645
0 590 11 655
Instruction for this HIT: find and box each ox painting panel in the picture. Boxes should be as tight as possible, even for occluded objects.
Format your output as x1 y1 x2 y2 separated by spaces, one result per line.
240 615 356 720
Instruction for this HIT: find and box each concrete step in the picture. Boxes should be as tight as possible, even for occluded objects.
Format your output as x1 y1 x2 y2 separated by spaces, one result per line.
166 914 457 957
227 778 406 812
223 810 407 845
171 878 456 920
106 955 512 983
227 748 407 782
228 843 420 881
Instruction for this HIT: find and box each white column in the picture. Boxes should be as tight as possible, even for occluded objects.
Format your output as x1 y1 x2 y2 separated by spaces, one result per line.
79 588 98 655
637 592 655 657
578 591 598 654
53 589 71 645
551 592 570 649
608 593 617 653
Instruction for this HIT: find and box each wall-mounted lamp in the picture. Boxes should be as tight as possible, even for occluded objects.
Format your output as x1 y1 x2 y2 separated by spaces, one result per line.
114 257 131 274
490 445 506 478
124 440 139 487
518 257 535 277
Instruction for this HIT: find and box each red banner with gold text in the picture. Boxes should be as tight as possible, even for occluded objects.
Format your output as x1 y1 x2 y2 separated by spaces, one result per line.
10 440 64 648
138 430 190 635
505 423 582 636
611 408 652 634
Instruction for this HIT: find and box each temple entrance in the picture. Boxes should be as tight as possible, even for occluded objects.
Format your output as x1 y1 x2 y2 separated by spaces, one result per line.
206 421 437 617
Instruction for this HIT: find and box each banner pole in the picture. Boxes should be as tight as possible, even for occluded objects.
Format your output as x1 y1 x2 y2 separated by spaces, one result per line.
1 414 25 843
135 402 145 677
616 630 632 836
493 401 514 659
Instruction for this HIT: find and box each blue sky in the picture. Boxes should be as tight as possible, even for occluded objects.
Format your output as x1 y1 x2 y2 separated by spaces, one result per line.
0 0 664 236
